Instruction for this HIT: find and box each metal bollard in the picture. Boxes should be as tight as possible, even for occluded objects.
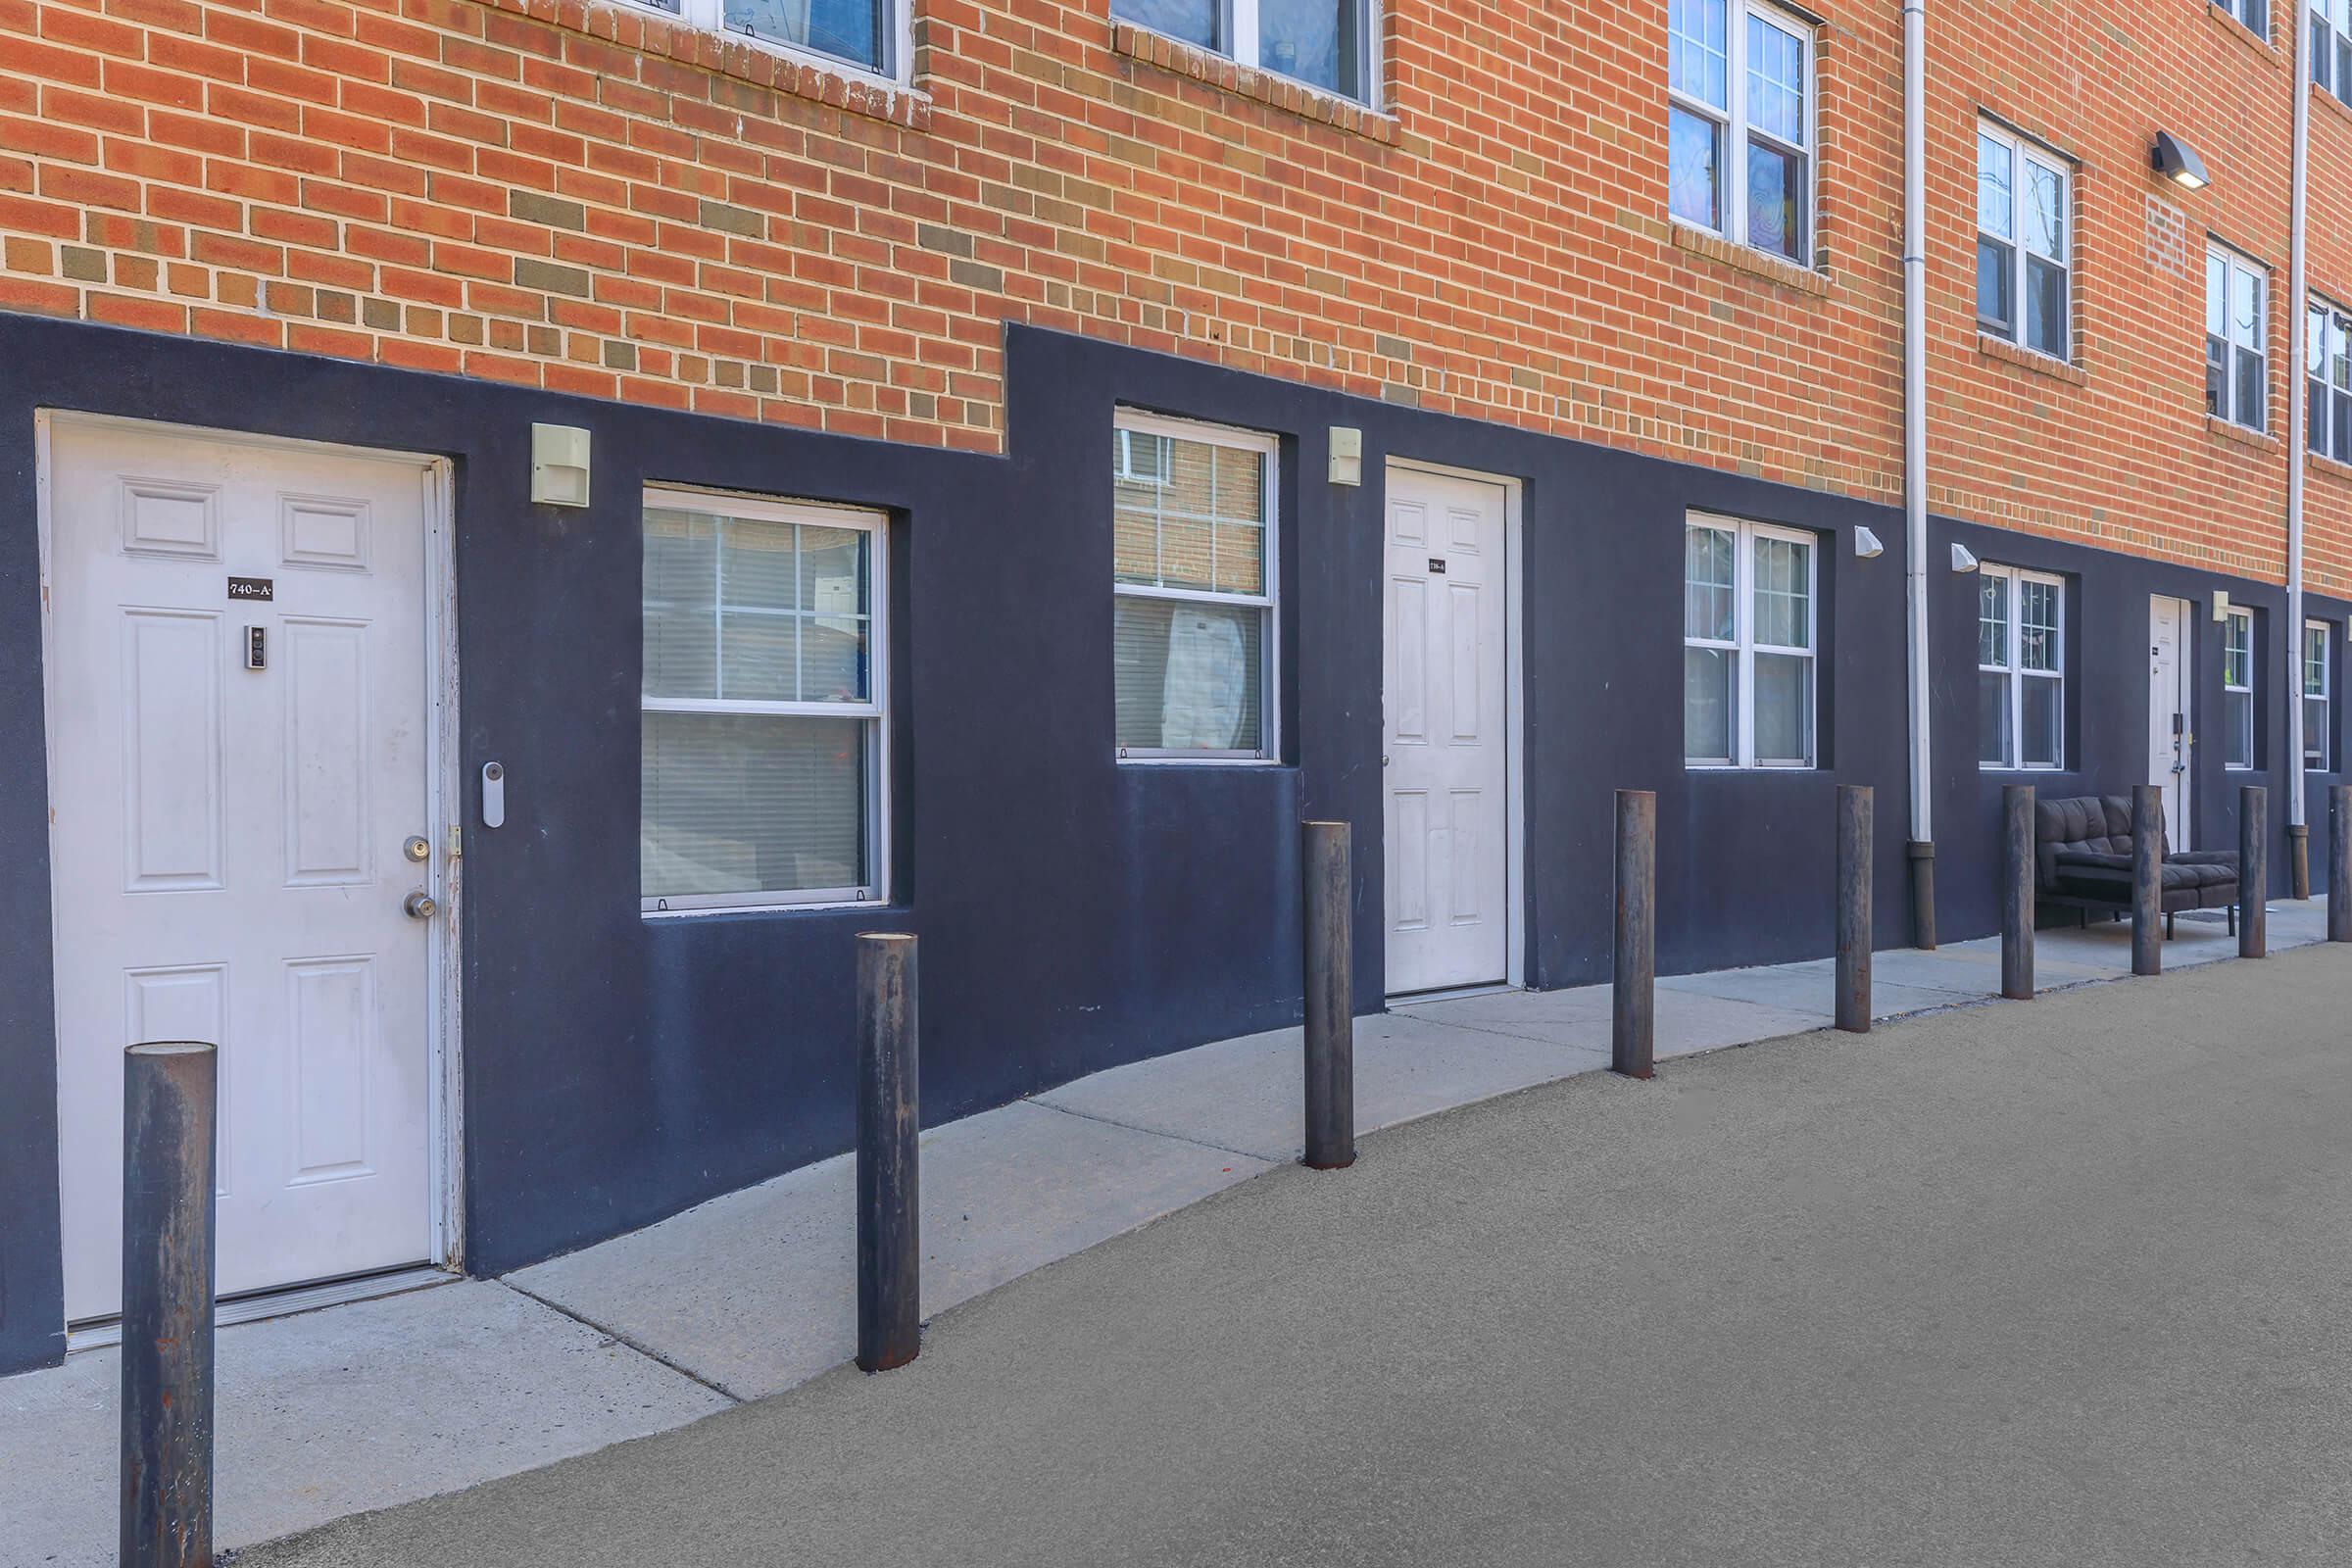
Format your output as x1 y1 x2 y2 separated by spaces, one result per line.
2290 823 2311 902
1836 784 1873 1033
121 1042 217 1568
1613 790 1656 1079
1302 820 1356 1171
2132 784 2163 977
856 933 920 1373
2239 784 2268 959
2001 784 2035 1001
2331 785 2351 943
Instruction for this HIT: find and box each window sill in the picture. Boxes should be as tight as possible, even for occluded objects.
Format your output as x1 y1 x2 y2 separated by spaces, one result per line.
1108 22 1399 143
2206 414 2281 454
1977 332 2086 386
2309 449 2352 482
486 0 932 129
1668 222 1832 296
2207 1 2284 65
2316 79 2352 131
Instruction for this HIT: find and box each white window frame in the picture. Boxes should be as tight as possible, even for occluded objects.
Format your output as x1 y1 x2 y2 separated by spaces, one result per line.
1111 0 1381 106
1665 0 1817 265
2223 606 2256 772
616 0 913 88
641 485 891 915
1976 122 2073 364
1683 512 1819 771
2308 295 2352 462
2207 244 2269 432
2315 0 2352 101
2307 618 2334 771
1112 410 1282 766
1978 563 2066 772
2216 0 2268 35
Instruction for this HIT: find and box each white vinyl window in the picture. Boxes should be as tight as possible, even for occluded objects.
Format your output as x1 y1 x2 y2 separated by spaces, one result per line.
1684 514 1817 769
2223 607 2255 771
2307 297 2352 461
1977 123 2072 362
1979 564 2065 770
641 488 888 912
2217 0 2268 32
1109 0 1375 101
1113 413 1279 762
625 0 906 78
2207 246 2268 432
1667 0 1814 265
2308 620 2334 770
2315 0 2352 102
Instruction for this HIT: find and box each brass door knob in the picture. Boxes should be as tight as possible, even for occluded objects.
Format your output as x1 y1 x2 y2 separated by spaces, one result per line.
404 891 438 920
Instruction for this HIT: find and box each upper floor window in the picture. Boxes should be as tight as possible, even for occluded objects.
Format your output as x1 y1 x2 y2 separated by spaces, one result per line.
2207 247 2268 432
2216 0 2267 33
1113 414 1279 761
2315 0 2352 103
1684 514 1817 769
2307 620 2335 770
1977 123 2071 362
2223 607 2256 770
1979 564 2065 770
642 489 888 911
649 0 899 74
1112 0 1372 101
2308 297 2352 461
1667 0 1814 265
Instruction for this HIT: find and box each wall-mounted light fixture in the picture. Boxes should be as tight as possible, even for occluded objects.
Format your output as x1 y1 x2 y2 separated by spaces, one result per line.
1853 526 1884 559
2152 130 2210 192
1950 542 1981 574
530 422 592 508
2212 589 2232 623
1327 426 1362 486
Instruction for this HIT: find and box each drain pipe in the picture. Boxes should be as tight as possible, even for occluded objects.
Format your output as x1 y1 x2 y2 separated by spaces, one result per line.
2287 19 2313 898
1902 0 1936 947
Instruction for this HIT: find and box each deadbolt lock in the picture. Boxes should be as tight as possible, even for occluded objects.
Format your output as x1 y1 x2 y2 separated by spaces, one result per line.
404 891 438 920
404 835 431 863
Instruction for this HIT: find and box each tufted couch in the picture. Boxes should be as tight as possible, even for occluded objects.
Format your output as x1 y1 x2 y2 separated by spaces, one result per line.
2034 794 2240 938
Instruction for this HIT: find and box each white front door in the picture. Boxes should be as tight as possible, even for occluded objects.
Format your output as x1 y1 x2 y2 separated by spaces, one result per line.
46 416 443 1323
2149 596 2191 849
1382 466 1511 996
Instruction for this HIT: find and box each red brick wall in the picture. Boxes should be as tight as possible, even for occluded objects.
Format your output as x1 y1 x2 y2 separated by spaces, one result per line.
0 0 2345 591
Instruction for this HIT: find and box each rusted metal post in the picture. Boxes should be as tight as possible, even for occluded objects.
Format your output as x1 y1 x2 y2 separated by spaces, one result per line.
1836 784 1873 1033
2132 784 2163 977
120 1041 217 1568
2331 785 2352 942
2239 784 2268 959
1301 820 1356 1171
2002 784 2035 1001
856 933 919 1373
1613 790 1656 1079
2290 823 2311 901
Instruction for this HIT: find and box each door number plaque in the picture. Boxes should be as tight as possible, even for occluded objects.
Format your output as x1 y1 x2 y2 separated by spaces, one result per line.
227 575 274 602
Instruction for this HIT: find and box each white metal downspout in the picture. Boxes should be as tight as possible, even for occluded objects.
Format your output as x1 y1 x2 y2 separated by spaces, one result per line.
2289 5 2313 890
1903 0 1934 943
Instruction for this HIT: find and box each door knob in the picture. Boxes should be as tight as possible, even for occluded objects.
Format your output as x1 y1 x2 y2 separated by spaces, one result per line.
404 891 438 920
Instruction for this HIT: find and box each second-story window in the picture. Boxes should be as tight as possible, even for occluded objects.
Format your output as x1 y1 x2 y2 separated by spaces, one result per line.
2315 0 2352 103
1667 0 1814 265
1112 0 1371 100
1977 123 2071 362
2216 0 2267 33
2308 298 2352 461
2224 607 2256 771
2207 247 2268 432
653 0 898 74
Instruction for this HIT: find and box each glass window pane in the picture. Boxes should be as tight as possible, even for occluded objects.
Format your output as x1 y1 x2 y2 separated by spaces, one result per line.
2227 689 2254 769
2210 338 2230 419
2311 302 2329 379
1751 533 1811 649
2237 346 2266 430
2309 696 2330 769
1745 140 1804 262
1669 0 1729 106
1684 646 1735 763
2208 254 2229 339
1116 429 1264 595
721 518 797 611
1977 131 2011 237
1669 107 1723 229
1980 670 2014 766
798 525 867 613
1258 0 1354 94
2024 161 2064 261
1752 652 1813 765
644 508 718 700
1110 0 1216 47
2022 675 2062 768
642 712 865 899
1745 15 1804 145
1684 524 1735 640
2026 256 2067 358
1979 574 2009 668
719 612 797 702
724 0 882 70
2233 265 2264 350
2309 624 2331 695
1114 597 1265 753
1978 239 2014 331
2018 577 2060 672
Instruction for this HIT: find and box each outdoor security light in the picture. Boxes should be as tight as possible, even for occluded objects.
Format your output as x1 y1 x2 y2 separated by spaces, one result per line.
1853 526 1885 559
1950 543 1981 573
2152 131 2210 191
2212 590 2232 623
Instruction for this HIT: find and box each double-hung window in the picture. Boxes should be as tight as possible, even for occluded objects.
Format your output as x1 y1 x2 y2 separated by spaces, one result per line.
1113 413 1279 761
1977 123 2071 362
1667 0 1814 265
1979 564 2065 770
2308 298 2352 461
2315 0 2352 102
1110 0 1372 100
2207 247 2268 432
2217 0 2268 32
2223 607 2256 771
643 0 903 75
641 489 887 911
1684 515 1817 769
2308 620 2335 770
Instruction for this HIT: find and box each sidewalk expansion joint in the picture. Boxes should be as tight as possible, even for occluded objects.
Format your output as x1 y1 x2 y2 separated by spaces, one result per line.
1026 1096 1287 1165
496 1279 748 1405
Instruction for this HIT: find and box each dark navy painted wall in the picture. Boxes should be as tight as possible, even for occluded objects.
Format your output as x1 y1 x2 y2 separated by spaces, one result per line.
0 312 2333 1374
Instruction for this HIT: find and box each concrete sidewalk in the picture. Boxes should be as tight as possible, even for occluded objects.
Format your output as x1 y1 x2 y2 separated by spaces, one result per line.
0 903 2331 1565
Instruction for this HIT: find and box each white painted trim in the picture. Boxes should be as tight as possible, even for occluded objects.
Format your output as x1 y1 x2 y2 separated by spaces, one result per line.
1384 457 1527 991
1683 511 1821 771
1976 562 2068 773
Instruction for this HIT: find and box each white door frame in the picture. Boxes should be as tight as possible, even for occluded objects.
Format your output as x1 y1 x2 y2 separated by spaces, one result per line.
1382 456 1527 991
32 410 466 1294
2149 594 2193 852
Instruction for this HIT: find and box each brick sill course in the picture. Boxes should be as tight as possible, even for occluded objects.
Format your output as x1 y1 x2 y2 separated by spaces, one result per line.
1668 223 1832 295
2310 450 2352 483
2206 414 2282 454
484 0 933 130
1110 22 1401 143
1977 332 2087 386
